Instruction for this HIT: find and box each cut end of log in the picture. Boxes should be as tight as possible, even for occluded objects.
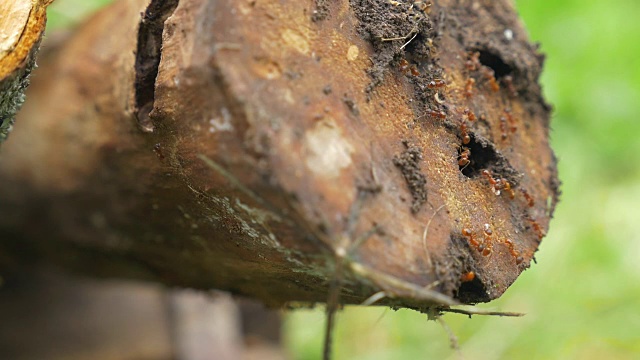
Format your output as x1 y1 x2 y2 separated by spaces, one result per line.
0 0 51 144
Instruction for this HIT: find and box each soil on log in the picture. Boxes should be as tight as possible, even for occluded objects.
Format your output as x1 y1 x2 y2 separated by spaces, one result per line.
0 0 558 310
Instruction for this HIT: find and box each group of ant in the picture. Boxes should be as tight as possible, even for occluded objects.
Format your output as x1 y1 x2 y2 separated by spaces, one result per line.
465 168 543 265
459 207 545 267
461 223 525 266
398 50 548 267
409 50 521 145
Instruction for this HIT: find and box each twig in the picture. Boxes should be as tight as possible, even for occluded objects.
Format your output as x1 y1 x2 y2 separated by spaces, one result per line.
361 291 387 306
436 315 461 355
381 25 418 43
349 262 460 306
197 154 266 206
441 307 525 317
323 189 380 360
400 31 419 50
422 204 446 269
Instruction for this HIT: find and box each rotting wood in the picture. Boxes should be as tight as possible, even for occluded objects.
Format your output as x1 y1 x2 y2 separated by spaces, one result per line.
0 0 558 314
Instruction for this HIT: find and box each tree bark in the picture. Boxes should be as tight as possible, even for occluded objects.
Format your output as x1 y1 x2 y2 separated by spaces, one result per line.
0 0 559 309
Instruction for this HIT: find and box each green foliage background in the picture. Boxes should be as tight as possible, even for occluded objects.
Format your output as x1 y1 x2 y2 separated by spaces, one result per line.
47 0 640 358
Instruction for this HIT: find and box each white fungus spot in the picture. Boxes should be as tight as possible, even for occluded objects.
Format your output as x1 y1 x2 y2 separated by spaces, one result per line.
208 107 233 133
504 29 514 41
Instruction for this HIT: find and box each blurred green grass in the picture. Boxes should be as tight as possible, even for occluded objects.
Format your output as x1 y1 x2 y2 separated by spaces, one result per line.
46 0 640 359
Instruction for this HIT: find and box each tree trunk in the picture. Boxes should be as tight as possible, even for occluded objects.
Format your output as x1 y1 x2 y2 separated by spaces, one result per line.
0 0 559 310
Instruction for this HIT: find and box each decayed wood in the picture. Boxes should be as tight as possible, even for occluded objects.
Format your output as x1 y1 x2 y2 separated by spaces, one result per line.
0 0 558 311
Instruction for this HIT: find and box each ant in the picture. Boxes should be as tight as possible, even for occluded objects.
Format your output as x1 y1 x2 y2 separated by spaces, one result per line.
458 147 471 167
501 180 515 199
465 51 480 72
428 79 447 89
528 217 545 240
503 75 518 97
460 271 475 282
481 170 515 198
464 78 475 98
399 59 410 74
462 227 492 256
483 223 493 236
426 108 447 120
462 228 479 247
463 108 476 122
459 120 470 144
481 224 493 256
399 59 420 76
482 67 500 92
504 108 517 133
504 238 524 264
520 188 535 207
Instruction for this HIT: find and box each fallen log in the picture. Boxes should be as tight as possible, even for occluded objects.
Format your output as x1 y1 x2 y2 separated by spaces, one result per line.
0 0 558 312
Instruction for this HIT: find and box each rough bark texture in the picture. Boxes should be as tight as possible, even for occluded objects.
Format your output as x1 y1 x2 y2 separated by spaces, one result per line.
0 0 52 143
0 0 558 310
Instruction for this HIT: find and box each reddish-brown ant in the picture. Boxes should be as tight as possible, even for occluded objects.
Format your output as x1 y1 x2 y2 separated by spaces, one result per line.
426 108 446 120
462 228 479 247
428 79 447 89
463 108 476 122
482 67 500 92
481 247 492 257
460 271 475 282
529 218 545 240
504 181 515 199
520 188 535 207
463 227 492 256
504 238 524 264
481 224 493 256
459 120 470 144
503 75 518 97
504 108 517 133
399 59 410 74
464 78 475 98
465 51 480 72
483 223 493 237
481 170 500 195
481 170 515 198
399 59 420 76
458 147 471 167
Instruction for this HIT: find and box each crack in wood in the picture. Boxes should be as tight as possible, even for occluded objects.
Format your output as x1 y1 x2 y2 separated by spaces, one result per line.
133 0 180 132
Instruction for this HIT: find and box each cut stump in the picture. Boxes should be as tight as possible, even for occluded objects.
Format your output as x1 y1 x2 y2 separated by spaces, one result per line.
0 0 52 143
